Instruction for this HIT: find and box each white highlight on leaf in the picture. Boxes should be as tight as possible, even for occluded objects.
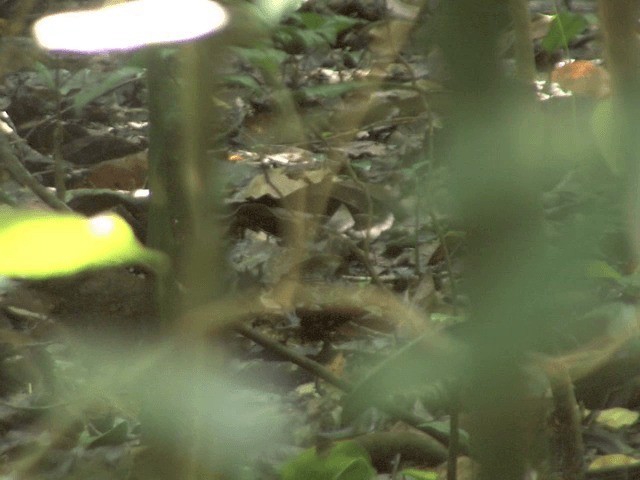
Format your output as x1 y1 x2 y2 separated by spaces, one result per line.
89 215 116 237
255 0 304 25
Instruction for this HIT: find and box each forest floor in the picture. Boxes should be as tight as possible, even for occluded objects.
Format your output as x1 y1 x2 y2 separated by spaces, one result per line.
1 0 640 479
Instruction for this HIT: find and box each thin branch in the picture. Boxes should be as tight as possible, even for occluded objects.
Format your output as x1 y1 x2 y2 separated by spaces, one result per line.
0 132 71 211
233 322 466 452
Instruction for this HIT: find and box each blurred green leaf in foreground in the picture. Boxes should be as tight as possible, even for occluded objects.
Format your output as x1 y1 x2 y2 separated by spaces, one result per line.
0 208 168 278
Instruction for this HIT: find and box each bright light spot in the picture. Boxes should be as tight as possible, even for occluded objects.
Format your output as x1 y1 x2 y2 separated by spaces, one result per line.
89 215 116 237
133 189 150 198
33 0 228 53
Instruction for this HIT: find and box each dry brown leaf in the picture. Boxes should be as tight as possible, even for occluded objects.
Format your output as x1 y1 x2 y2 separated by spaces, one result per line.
82 150 148 190
550 60 611 99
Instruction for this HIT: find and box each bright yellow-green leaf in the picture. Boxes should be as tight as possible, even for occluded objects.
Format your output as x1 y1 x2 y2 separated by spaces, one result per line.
586 260 622 280
400 468 439 480
0 208 168 278
281 441 375 480
589 454 640 471
596 407 640 430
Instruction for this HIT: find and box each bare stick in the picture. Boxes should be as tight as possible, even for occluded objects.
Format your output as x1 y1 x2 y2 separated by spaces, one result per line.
0 132 71 211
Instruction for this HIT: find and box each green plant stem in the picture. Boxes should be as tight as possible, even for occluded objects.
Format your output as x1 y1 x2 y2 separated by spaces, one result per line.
429 211 459 315
436 1 552 479
356 432 448 469
508 0 536 84
422 106 459 313
144 51 181 327
176 39 228 308
343 157 381 287
415 114 436 276
52 57 66 201
447 409 459 480
547 361 585 480
598 1 640 246
145 48 180 267
0 133 70 211
322 226 390 290
140 39 228 480
234 323 351 390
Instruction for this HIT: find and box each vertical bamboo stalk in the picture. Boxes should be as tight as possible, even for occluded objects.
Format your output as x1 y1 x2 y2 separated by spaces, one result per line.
434 1 551 479
598 1 640 262
508 0 536 84
139 37 229 480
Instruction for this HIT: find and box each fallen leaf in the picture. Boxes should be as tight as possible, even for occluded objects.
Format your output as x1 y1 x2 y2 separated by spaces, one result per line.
550 60 610 99
589 453 640 470
596 407 640 430
81 150 148 190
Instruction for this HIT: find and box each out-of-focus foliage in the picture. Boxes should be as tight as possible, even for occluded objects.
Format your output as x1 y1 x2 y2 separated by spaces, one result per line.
541 12 588 53
281 440 376 480
274 12 363 53
0 208 168 278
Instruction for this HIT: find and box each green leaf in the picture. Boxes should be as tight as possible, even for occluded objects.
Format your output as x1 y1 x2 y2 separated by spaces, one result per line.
33 62 56 91
86 419 130 448
297 12 362 45
295 12 325 30
232 46 287 75
297 81 370 100
222 74 263 93
72 66 143 113
586 260 622 281
400 469 439 480
274 24 328 52
254 0 302 25
596 407 640 430
342 331 467 424
281 441 375 480
542 12 588 53
417 420 470 446
276 12 363 51
429 312 466 327
0 209 168 278
321 14 363 37
297 12 362 36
